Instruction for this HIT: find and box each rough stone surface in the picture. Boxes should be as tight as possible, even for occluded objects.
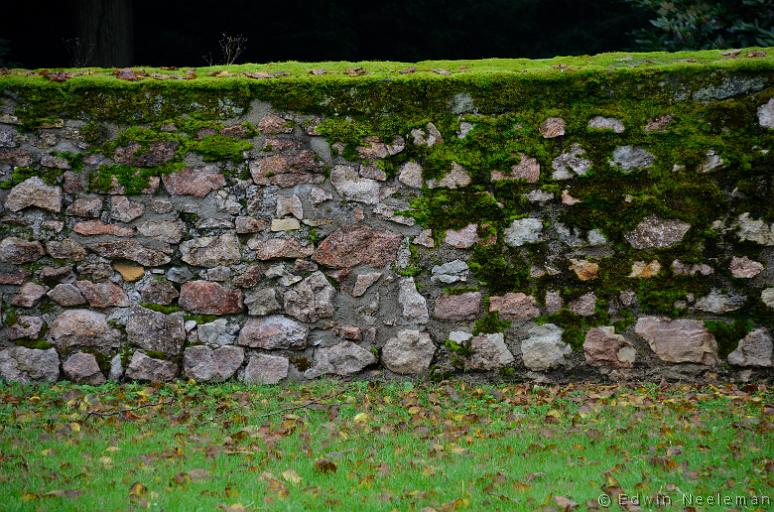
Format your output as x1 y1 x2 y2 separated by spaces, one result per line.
351 272 382 297
758 98 774 128
330 164 381 204
162 165 225 197
521 324 572 371
489 292 539 320
736 213 774 245
126 352 178 382
569 259 599 281
610 146 655 171
139 280 179 304
126 306 186 356
491 154 540 182
249 237 315 260
694 289 746 314
11 282 49 308
87 240 171 266
634 316 719 365
283 271 336 322
398 161 423 188
625 216 691 249
762 288 774 309
727 328 773 367
0 237 45 264
73 220 134 237
47 283 87 306
0 347 59 383
426 162 471 189
238 315 308 349
382 330 435 374
184 345 245 382
313 225 402 268
445 224 479 249
196 318 240 345
729 256 764 278
179 280 243 315
305 341 376 378
242 353 289 384
568 292 597 316
431 260 468 284
46 239 87 261
503 218 542 246
551 143 591 179
68 197 103 217
110 196 144 222
539 117 565 138
180 233 241 267
629 260 661 278
7 315 44 340
138 220 185 244
48 309 119 352
588 116 625 133
584 326 636 368
433 292 481 320
466 333 515 371
76 280 129 308
63 352 106 384
398 277 429 324
4 177 62 212
244 288 281 316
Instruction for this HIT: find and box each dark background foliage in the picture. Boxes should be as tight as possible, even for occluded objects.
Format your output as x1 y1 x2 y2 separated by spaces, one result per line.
0 0 771 67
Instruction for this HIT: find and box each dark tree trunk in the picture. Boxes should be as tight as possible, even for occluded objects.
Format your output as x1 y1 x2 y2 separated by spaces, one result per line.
76 0 134 66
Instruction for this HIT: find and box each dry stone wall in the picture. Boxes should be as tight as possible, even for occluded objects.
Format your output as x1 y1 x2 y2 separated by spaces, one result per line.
1 52 773 384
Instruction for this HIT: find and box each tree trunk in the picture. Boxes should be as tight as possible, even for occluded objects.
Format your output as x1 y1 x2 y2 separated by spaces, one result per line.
76 0 134 66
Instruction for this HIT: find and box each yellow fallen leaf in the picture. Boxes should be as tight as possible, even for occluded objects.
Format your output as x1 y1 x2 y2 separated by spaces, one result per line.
282 469 301 484
70 422 81 432
353 412 369 424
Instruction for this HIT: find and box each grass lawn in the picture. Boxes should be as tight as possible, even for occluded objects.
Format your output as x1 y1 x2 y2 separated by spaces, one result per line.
0 380 771 511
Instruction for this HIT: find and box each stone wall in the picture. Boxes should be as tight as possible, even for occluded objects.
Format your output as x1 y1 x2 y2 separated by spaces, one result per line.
0 50 773 384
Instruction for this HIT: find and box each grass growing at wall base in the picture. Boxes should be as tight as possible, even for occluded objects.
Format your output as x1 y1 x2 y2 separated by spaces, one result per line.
0 381 770 512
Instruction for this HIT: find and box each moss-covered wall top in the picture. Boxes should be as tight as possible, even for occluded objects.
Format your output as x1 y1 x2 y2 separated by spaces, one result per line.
0 48 773 384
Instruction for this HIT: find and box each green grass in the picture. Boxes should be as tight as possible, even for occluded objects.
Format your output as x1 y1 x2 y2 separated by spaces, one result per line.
0 381 771 511
0 47 772 86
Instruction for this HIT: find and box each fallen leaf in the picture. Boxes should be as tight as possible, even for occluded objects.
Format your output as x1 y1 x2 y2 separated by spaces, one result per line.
314 458 337 473
282 469 301 484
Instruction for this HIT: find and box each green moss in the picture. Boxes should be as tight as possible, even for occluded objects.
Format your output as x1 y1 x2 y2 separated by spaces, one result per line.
189 134 252 162
90 163 183 195
14 339 54 350
0 166 66 189
472 310 511 335
184 314 219 324
468 244 529 294
705 319 754 359
141 303 182 314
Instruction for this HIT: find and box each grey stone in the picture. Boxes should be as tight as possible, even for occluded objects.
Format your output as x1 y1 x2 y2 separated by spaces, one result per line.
588 116 624 133
238 315 308 349
67 197 103 217
330 165 381 204
351 272 382 297
110 196 145 222
138 220 185 244
551 143 592 180
625 216 690 249
758 98 774 128
126 306 186 356
139 279 179 304
504 218 543 246
276 194 304 219
694 289 746 314
431 260 469 284
398 277 429 324
242 353 288 384
126 352 178 382
427 162 471 189
46 239 87 261
305 341 376 378
728 328 772 367
521 324 571 371
762 288 774 308
569 292 596 316
244 288 282 316
283 271 336 322
0 347 59 383
444 224 479 249
729 256 764 278
699 149 725 173
11 282 48 308
183 345 244 382
6 315 44 340
736 213 774 245
4 177 62 212
0 237 45 264
583 326 636 368
466 333 515 371
411 122 443 147
166 266 194 284
609 146 655 172
109 354 124 381
196 318 239 345
180 233 241 267
47 283 87 306
382 330 435 374
88 240 171 266
63 352 106 384
398 161 423 188
0 124 17 147
634 316 719 365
